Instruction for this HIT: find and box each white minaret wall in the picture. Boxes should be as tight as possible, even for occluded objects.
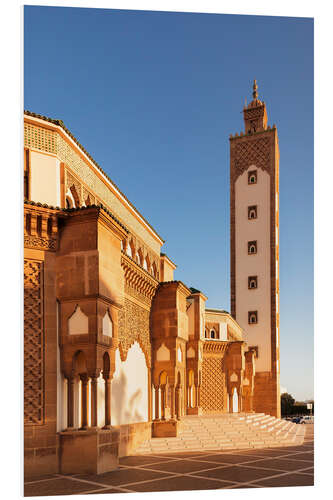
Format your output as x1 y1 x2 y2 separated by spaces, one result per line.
235 165 271 372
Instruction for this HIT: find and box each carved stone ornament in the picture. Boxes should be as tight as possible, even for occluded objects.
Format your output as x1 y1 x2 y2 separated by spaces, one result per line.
24 235 57 251
24 259 44 424
118 298 151 366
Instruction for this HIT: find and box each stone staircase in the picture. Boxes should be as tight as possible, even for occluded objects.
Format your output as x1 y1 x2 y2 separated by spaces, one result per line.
132 413 305 455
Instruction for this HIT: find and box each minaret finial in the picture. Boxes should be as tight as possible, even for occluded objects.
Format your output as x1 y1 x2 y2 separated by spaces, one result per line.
252 79 258 100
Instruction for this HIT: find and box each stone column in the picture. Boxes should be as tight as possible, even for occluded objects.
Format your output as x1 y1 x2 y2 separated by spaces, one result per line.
90 374 98 428
238 387 242 413
169 385 175 419
67 376 75 429
80 374 89 429
229 393 233 413
160 386 166 420
154 386 160 420
103 377 112 428
175 387 181 419
148 370 152 422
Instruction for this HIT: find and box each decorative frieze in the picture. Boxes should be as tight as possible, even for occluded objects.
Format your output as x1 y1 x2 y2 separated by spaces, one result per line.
203 340 229 355
24 235 57 251
121 253 159 304
24 203 59 252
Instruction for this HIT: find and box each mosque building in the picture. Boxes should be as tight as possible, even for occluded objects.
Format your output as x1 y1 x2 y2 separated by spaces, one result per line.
24 81 280 477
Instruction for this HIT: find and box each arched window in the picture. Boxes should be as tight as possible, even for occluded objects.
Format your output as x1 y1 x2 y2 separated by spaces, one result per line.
248 311 258 324
248 241 257 255
248 170 257 185
248 276 258 289
210 329 216 339
248 205 257 219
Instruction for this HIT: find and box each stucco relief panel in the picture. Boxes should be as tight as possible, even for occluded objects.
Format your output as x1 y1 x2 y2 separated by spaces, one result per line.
118 298 151 367
24 259 44 425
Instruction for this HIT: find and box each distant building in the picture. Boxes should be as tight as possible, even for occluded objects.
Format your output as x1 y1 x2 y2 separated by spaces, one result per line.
24 81 280 477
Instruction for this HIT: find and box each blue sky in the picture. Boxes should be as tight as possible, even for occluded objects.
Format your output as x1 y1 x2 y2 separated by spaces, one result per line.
24 6 313 401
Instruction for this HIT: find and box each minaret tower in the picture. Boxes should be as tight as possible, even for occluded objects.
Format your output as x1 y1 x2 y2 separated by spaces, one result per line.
229 81 280 417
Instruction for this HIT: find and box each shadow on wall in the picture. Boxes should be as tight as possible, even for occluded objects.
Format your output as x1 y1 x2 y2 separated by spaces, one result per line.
112 367 144 425
111 342 148 426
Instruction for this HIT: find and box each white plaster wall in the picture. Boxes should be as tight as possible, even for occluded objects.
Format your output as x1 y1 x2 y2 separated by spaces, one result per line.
30 151 61 206
111 342 148 426
219 322 228 341
235 166 271 372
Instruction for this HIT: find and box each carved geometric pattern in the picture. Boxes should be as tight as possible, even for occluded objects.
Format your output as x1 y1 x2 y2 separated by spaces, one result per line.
24 260 44 424
234 137 271 178
24 122 57 154
24 235 57 251
201 355 226 413
118 298 151 367
244 106 264 121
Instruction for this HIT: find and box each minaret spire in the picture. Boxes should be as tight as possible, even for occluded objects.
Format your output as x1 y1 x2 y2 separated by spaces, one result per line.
243 79 267 133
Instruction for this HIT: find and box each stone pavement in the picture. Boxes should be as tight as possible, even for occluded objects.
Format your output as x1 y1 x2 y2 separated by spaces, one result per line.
24 424 314 496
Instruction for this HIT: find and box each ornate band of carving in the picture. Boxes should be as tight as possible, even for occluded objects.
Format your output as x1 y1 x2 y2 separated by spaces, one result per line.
24 235 57 251
121 254 159 303
203 341 229 355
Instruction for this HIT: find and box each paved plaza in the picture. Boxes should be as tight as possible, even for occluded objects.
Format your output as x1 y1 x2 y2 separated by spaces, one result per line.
24 424 314 496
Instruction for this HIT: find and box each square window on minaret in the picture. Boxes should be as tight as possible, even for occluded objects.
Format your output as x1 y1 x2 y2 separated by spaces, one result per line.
248 311 258 324
248 241 257 254
248 170 257 184
248 276 258 289
248 205 257 219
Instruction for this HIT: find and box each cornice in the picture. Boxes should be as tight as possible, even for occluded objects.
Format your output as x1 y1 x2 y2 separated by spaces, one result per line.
121 253 159 303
